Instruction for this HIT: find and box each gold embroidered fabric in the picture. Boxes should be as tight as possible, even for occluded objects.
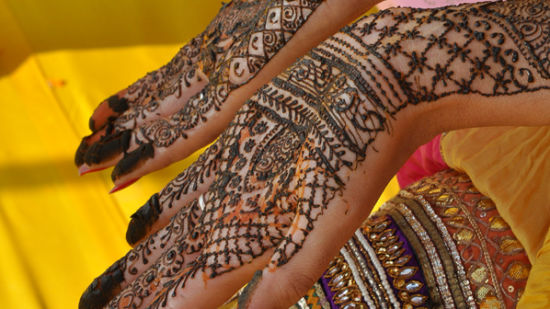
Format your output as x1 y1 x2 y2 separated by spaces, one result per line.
441 127 550 307
314 170 530 308
403 170 531 308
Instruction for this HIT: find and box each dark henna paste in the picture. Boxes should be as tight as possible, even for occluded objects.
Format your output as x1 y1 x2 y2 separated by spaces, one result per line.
83 130 132 165
79 258 126 309
74 137 90 166
126 193 162 246
88 118 96 132
106 95 129 114
111 142 155 181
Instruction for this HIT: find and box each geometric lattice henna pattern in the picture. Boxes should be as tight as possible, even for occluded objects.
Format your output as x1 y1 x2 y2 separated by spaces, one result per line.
82 1 549 308
76 0 323 173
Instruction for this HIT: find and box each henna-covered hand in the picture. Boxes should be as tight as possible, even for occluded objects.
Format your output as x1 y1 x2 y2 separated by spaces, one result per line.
75 0 327 185
80 1 550 308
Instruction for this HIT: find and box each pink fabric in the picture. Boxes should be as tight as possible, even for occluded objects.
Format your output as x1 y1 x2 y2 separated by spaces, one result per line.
396 134 449 188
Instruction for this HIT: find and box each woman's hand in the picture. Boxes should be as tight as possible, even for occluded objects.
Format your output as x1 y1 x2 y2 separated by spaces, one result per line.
80 0 550 308
74 0 382 191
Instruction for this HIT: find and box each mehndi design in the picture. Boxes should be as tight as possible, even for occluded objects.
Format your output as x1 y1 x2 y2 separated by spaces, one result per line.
76 0 323 178
81 1 550 308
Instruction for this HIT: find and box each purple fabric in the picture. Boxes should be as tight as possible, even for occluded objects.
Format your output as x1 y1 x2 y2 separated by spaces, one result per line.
386 217 430 300
320 273 340 309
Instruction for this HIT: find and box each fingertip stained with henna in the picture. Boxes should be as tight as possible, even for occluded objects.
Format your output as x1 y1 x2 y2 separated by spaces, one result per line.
126 193 162 245
107 95 130 113
111 142 155 181
83 130 132 165
79 258 126 309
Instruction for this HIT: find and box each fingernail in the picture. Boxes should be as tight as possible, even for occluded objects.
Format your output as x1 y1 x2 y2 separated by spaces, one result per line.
238 270 263 309
79 164 108 176
126 193 161 246
109 178 140 194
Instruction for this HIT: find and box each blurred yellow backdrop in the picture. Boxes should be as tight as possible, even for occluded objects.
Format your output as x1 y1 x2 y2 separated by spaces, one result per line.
0 1 398 308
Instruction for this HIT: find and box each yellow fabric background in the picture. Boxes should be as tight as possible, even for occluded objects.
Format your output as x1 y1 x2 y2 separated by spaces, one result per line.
0 1 398 308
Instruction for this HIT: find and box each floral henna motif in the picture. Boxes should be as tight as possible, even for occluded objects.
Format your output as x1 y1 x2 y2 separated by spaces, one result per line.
79 199 203 309
109 0 271 127
115 0 324 175
90 1 550 307
107 201 207 309
79 0 323 171
126 141 222 245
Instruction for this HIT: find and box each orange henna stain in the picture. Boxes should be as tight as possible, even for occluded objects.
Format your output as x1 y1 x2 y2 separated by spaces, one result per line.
119 295 132 307
202 271 209 288
268 263 278 273
288 151 310 235
222 264 232 270
289 214 302 235
342 198 350 215
232 200 257 223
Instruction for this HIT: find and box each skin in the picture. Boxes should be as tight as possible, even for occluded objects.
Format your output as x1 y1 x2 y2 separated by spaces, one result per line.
76 0 383 189
80 0 550 308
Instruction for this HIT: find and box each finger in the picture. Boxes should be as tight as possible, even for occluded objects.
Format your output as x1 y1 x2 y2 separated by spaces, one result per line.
74 126 113 168
109 87 243 187
126 141 221 246
87 36 205 132
88 94 130 132
138 211 281 309
239 190 375 308
106 208 214 309
76 66 208 171
79 199 203 309
149 252 273 309
110 67 209 132
82 130 132 171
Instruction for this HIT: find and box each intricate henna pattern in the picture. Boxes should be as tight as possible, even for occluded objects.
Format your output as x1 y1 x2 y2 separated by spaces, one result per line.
79 198 203 309
126 141 222 245
116 0 323 175
110 0 275 126
151 0 548 305
82 1 550 308
77 0 323 172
